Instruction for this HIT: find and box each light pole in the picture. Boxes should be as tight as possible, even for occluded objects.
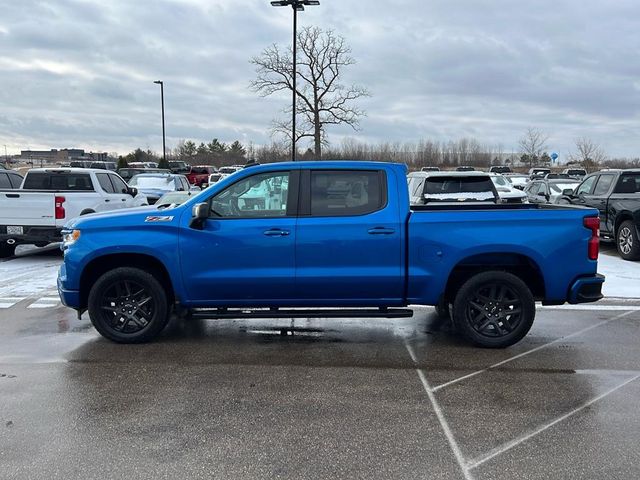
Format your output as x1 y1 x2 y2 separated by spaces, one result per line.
153 80 166 164
270 0 319 162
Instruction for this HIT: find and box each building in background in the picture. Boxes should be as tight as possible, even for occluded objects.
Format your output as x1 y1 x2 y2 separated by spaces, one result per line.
19 149 109 166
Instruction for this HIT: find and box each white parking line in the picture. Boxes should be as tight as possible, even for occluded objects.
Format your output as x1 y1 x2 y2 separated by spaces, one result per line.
406 342 474 480
431 310 636 392
467 374 640 470
27 297 61 309
0 298 26 309
540 305 640 311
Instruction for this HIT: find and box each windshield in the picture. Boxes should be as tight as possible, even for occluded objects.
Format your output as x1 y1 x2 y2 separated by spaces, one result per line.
550 182 579 193
129 176 173 189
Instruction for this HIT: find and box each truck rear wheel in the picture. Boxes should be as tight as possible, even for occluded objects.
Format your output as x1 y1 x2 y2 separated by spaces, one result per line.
87 267 170 343
452 271 535 348
616 220 640 260
0 244 16 258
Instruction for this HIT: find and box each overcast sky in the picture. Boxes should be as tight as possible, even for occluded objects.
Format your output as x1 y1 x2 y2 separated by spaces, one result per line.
1 0 639 159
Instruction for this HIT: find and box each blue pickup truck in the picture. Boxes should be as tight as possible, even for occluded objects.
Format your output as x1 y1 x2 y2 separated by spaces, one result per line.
57 161 604 348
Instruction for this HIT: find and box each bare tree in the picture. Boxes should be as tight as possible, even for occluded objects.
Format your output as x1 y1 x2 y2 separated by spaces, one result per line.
518 127 549 167
570 137 607 171
250 27 369 158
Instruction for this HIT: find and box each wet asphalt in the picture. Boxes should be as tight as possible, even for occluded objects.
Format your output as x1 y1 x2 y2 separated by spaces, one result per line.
1 247 640 479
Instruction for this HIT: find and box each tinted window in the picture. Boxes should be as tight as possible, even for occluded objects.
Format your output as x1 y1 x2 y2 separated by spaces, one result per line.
96 173 115 193
211 171 290 218
310 170 383 216
0 173 10 188
8 173 23 188
593 175 615 196
23 172 94 191
576 176 597 195
109 174 128 193
614 174 640 194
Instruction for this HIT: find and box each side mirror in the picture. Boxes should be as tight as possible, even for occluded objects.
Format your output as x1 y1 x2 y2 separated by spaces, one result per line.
128 187 138 197
562 188 575 196
190 202 208 229
177 187 185 192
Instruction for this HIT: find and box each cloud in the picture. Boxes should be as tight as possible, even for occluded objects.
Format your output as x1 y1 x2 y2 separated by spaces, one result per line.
0 0 638 158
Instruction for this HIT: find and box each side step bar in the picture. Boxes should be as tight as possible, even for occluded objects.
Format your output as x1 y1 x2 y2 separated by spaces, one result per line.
190 308 414 320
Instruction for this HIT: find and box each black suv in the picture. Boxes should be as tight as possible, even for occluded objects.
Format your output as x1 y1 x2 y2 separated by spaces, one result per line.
559 169 640 260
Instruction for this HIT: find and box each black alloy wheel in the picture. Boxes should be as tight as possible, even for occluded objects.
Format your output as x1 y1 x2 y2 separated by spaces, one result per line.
617 220 640 260
88 267 170 343
452 271 535 348
466 283 522 337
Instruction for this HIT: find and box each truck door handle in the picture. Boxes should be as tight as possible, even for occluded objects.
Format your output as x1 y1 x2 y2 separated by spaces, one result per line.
105 199 110 202
263 228 290 237
368 227 395 235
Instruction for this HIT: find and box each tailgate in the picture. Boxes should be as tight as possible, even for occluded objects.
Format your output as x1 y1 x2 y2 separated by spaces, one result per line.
0 191 56 226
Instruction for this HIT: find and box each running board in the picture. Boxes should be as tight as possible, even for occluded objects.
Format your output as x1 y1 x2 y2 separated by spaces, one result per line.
190 308 414 320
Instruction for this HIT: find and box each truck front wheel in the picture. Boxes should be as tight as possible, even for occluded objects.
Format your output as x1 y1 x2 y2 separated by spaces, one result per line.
452 271 535 348
87 267 170 343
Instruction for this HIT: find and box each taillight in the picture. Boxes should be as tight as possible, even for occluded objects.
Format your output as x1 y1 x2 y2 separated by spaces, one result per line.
55 196 66 220
583 216 600 260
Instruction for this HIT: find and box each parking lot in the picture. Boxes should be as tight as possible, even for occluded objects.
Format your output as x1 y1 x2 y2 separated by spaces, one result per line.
0 247 639 479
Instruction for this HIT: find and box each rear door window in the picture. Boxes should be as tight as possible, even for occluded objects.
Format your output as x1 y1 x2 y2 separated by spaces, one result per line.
23 172 94 191
8 173 23 188
614 174 640 194
309 170 385 216
593 174 615 196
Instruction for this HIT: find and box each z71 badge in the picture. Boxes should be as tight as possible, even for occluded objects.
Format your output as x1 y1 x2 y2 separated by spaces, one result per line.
145 216 174 222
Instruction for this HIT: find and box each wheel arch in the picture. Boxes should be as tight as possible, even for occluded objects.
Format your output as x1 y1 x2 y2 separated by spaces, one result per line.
443 252 545 303
79 253 175 309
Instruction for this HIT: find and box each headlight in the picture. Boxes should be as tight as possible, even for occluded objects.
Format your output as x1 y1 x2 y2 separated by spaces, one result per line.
62 229 81 248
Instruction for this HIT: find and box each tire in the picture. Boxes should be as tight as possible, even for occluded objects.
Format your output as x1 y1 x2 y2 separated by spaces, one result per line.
0 244 16 259
452 271 535 348
87 267 170 343
616 220 640 261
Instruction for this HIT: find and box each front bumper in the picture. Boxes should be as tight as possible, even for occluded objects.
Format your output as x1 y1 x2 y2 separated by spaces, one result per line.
57 264 81 309
568 274 605 304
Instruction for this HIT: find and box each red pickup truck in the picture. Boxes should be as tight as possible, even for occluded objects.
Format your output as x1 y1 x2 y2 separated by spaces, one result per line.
186 166 217 187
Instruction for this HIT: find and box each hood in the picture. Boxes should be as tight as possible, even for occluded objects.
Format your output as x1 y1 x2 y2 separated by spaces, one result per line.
496 187 527 199
64 204 182 230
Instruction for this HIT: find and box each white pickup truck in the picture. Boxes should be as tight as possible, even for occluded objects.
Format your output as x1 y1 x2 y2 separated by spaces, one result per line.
0 168 148 257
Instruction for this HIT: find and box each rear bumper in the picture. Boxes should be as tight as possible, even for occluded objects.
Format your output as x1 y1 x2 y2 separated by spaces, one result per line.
0 226 62 246
568 274 605 304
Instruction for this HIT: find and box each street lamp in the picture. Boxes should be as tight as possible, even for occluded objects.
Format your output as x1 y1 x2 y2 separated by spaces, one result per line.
153 80 166 164
270 0 320 162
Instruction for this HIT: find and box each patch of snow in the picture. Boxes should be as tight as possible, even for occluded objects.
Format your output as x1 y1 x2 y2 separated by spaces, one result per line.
598 253 640 298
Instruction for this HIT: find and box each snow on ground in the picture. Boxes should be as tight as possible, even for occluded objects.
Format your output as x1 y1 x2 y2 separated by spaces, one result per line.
0 255 61 298
598 252 640 298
